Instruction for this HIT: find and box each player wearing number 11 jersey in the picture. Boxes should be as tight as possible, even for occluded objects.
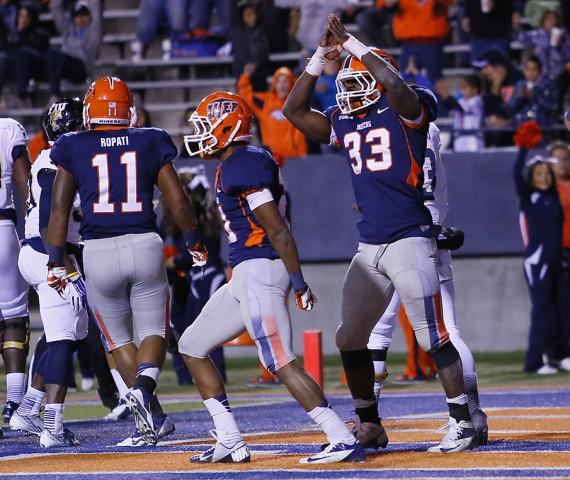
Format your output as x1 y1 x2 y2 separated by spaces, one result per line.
46 76 206 446
284 14 474 453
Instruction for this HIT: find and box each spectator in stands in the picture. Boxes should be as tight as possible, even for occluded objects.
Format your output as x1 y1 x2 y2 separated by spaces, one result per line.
12 3 50 105
517 9 570 83
132 0 188 61
464 0 514 61
254 0 290 53
0 0 18 102
505 55 558 126
274 0 349 52
190 0 230 37
513 122 563 374
231 1 270 92
474 49 523 129
313 57 341 111
437 74 484 151
238 66 307 161
48 0 101 102
377 0 452 84
402 54 432 89
355 0 395 48
524 0 561 28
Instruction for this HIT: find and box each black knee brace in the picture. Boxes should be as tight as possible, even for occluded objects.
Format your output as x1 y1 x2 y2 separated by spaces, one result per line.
2 316 30 354
340 349 372 371
430 341 460 370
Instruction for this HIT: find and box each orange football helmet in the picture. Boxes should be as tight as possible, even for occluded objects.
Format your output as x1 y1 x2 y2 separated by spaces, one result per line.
184 91 253 158
335 49 399 114
83 76 134 129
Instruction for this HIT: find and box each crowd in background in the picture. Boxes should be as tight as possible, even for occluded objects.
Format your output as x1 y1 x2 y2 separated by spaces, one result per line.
2 0 570 151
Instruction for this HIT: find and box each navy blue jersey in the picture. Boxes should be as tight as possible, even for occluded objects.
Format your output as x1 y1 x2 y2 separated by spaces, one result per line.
326 86 438 244
50 127 177 240
514 149 563 263
215 146 283 267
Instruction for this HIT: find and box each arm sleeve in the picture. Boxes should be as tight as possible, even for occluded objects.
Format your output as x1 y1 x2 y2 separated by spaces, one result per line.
246 189 274 210
513 148 530 200
38 169 56 230
50 0 69 35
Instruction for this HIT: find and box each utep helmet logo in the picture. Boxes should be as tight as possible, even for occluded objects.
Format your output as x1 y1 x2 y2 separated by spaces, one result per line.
206 99 239 122
108 101 117 116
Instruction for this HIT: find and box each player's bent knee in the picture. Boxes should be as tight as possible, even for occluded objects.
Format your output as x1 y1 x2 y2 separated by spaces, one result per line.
429 341 460 370
2 316 30 353
336 324 368 351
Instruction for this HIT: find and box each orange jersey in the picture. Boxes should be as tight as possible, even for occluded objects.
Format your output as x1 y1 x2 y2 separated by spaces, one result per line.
237 68 307 161
376 0 452 41
558 180 570 248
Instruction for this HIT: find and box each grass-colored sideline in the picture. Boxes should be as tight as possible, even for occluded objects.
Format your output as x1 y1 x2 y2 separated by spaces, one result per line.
1 352 568 421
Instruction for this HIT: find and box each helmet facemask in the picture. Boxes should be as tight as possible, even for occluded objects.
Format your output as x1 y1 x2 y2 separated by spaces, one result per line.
335 68 381 115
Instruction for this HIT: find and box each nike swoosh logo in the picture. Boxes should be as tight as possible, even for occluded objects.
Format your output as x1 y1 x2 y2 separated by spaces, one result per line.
377 107 390 114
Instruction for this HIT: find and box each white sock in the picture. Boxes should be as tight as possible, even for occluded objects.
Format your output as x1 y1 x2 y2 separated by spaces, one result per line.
17 386 45 417
6 372 26 404
307 402 355 445
204 396 242 443
44 403 64 435
110 368 129 400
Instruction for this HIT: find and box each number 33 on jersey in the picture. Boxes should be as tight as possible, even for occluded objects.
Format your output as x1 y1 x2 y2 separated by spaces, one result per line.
325 85 438 245
50 127 178 240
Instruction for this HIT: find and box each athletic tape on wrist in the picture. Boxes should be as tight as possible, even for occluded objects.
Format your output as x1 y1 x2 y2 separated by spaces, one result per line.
290 271 306 291
343 35 370 61
305 47 329 77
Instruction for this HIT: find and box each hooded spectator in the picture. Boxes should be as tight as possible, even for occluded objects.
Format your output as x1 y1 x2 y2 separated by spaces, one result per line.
48 0 101 100
238 66 308 161
231 1 270 92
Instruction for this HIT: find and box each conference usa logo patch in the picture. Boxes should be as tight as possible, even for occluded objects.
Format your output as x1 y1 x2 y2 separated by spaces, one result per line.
207 99 239 121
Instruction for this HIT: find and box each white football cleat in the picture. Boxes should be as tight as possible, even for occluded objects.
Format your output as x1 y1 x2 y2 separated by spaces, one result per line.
559 357 570 372
39 428 80 448
116 414 175 447
537 364 558 375
427 418 474 453
104 400 131 421
125 388 157 445
191 431 250 463
300 440 365 464
81 377 95 392
9 411 43 436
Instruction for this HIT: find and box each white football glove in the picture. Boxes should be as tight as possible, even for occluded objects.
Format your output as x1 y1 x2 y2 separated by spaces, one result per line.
295 285 317 312
64 272 87 312
47 265 67 298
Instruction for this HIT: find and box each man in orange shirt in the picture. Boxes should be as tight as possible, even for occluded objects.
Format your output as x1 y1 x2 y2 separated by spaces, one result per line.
377 0 453 83
549 141 570 370
238 66 308 163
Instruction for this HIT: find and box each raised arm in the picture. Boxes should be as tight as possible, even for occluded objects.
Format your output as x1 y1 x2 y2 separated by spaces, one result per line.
513 148 529 200
252 200 315 311
328 15 421 120
282 32 337 144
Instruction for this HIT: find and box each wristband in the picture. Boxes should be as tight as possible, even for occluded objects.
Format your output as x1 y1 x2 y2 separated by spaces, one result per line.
343 34 370 61
46 244 64 265
182 228 200 246
290 272 306 291
305 46 330 77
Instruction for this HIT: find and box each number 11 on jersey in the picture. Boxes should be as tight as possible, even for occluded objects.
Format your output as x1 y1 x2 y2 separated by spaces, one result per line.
92 152 143 214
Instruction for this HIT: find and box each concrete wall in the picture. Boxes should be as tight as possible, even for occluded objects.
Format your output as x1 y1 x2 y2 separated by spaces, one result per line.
225 255 531 358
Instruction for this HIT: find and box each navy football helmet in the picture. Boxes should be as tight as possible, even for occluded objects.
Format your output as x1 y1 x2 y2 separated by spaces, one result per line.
43 97 83 142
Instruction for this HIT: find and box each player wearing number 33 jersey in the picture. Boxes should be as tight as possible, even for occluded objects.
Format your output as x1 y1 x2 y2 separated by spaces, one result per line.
46 76 204 446
284 15 475 455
